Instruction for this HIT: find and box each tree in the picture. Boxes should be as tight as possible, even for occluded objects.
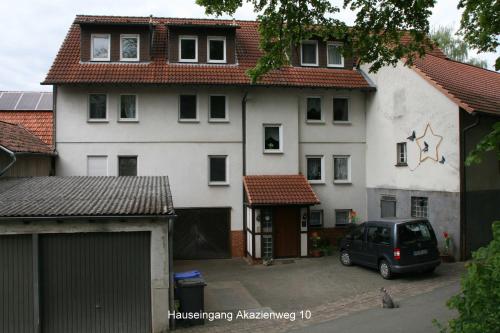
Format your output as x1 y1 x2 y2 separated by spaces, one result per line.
430 25 488 68
196 0 436 82
465 122 500 166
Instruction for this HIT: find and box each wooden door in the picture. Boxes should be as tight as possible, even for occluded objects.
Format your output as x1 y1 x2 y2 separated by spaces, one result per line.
274 207 300 258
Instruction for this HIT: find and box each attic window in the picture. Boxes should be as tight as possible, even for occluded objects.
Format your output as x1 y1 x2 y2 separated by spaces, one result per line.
179 36 198 62
120 34 139 61
91 34 110 61
301 40 318 66
208 36 226 63
327 42 344 67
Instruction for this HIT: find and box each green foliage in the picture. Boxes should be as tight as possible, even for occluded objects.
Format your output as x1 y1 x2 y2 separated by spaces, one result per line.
435 221 500 333
465 121 500 166
458 0 500 70
430 25 488 68
196 0 436 82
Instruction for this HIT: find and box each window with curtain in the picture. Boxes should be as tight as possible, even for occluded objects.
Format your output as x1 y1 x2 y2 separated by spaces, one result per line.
120 95 137 120
306 97 322 121
327 43 344 67
307 156 323 182
333 156 350 182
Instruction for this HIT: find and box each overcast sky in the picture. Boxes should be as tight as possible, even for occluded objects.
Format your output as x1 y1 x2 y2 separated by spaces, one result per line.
0 0 497 92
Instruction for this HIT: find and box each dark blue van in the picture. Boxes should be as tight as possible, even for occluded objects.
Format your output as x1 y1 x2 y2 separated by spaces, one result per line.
339 219 441 279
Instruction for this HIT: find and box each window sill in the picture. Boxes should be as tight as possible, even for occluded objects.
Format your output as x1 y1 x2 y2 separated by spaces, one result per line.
118 119 139 123
207 60 227 64
301 63 319 67
209 182 230 186
179 59 198 63
119 58 140 62
178 119 200 123
334 180 352 185
395 163 408 167
333 121 351 125
209 119 230 123
90 59 110 62
309 180 325 185
87 119 109 123
327 64 344 68
306 120 325 124
263 150 283 154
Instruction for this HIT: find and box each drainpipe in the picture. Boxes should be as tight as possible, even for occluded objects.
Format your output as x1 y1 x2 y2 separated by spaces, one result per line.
460 111 480 261
168 215 177 330
0 146 16 176
241 91 248 257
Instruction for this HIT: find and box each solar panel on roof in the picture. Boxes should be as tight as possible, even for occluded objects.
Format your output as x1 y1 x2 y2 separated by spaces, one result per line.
16 92 41 110
36 93 53 110
0 92 22 110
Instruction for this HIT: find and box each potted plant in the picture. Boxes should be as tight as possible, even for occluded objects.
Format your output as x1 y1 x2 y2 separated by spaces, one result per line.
440 231 455 262
319 238 333 256
309 232 323 257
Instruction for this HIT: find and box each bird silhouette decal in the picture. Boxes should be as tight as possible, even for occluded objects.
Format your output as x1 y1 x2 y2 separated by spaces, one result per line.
439 156 446 164
423 141 429 152
407 131 416 141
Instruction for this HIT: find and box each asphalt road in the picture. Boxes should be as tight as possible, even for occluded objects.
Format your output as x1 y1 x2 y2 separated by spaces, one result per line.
290 281 460 333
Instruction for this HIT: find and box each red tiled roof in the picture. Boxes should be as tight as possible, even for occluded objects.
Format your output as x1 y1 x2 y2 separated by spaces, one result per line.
412 54 500 115
0 121 54 155
43 15 372 89
0 111 53 145
243 175 320 206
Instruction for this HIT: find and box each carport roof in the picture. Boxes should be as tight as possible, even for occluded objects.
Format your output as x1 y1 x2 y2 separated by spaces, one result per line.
0 176 175 218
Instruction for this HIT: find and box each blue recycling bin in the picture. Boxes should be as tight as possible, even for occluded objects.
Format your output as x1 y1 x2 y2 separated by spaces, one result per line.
174 271 206 326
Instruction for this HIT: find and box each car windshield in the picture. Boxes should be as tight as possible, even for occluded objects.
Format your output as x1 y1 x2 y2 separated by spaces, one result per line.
397 221 433 246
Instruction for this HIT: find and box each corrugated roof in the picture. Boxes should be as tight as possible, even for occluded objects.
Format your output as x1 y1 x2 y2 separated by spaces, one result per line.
243 175 320 206
0 121 54 154
0 176 175 218
0 92 53 111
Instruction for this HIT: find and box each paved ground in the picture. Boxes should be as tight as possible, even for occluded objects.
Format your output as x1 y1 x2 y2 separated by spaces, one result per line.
174 255 465 332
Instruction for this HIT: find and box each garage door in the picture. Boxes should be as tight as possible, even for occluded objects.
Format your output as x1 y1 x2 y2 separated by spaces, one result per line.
40 232 152 333
174 208 230 259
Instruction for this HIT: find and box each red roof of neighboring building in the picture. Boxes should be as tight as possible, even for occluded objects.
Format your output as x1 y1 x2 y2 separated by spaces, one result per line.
43 15 372 89
412 55 500 115
0 111 53 145
0 121 54 155
243 175 320 206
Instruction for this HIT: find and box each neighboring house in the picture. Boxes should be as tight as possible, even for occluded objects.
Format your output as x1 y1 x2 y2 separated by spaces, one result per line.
362 54 500 259
0 176 175 333
43 15 373 260
0 91 55 176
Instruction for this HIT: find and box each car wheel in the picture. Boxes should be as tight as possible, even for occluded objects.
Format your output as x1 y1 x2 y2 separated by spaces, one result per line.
340 250 353 266
379 260 393 279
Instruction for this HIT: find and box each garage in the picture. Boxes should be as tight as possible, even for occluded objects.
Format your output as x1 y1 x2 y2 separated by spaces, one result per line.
0 176 176 333
174 208 231 259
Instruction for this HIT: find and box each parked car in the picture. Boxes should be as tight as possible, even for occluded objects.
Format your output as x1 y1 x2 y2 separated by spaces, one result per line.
339 219 441 279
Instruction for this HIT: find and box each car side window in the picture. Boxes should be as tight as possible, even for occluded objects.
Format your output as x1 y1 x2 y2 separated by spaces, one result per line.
367 226 391 245
351 224 365 241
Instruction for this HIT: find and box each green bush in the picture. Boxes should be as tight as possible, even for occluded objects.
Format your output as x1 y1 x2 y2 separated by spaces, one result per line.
436 221 500 333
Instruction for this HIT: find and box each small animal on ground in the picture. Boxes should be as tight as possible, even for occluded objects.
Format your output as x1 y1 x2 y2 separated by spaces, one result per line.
380 287 398 308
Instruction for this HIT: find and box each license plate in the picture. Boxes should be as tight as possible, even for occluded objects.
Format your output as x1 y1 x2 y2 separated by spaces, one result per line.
413 249 428 256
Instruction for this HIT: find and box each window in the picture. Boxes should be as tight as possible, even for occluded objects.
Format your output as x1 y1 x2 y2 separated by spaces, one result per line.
88 94 107 121
397 221 433 246
367 226 391 245
301 40 318 66
327 42 344 67
411 197 428 218
396 142 407 166
381 195 397 218
209 155 228 185
333 98 349 122
309 210 323 227
306 156 324 183
262 235 273 259
306 97 322 121
91 34 110 61
209 95 228 121
207 36 226 63
179 36 198 62
333 156 351 183
118 156 137 176
120 34 139 61
261 209 273 233
119 95 138 121
351 224 365 241
336 209 351 226
263 124 282 153
179 94 198 121
87 156 108 176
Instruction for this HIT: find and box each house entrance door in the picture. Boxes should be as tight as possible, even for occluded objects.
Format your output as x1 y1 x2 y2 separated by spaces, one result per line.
274 207 300 258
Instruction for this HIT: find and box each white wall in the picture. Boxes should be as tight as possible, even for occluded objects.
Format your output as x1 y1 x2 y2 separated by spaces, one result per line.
362 62 461 193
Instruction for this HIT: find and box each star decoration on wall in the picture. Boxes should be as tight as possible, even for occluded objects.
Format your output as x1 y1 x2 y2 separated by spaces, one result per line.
416 123 443 162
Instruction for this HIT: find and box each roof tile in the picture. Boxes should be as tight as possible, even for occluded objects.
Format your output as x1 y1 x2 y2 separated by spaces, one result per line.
0 121 54 154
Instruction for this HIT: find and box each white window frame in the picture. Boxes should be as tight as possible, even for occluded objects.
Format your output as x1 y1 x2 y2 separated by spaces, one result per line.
300 40 319 66
327 42 344 68
333 96 351 124
208 155 229 186
208 94 229 122
305 96 324 123
309 210 324 227
335 209 352 226
207 36 227 63
396 142 407 165
411 196 429 218
179 35 198 63
87 155 108 176
306 155 325 184
178 94 199 122
118 94 139 122
120 34 140 61
87 93 108 122
91 34 111 61
333 155 351 184
263 124 283 154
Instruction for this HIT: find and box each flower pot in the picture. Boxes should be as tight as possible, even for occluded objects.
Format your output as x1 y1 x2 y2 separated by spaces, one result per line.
440 254 455 263
310 249 323 257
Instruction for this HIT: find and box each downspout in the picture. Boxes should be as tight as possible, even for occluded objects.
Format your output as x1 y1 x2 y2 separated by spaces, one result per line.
168 215 177 330
52 85 58 176
0 146 16 176
241 91 249 257
460 111 480 260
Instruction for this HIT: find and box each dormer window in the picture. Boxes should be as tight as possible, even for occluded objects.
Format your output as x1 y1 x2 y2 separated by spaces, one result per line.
91 34 110 61
120 34 140 61
207 36 226 63
179 36 198 62
301 40 318 66
327 42 344 67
